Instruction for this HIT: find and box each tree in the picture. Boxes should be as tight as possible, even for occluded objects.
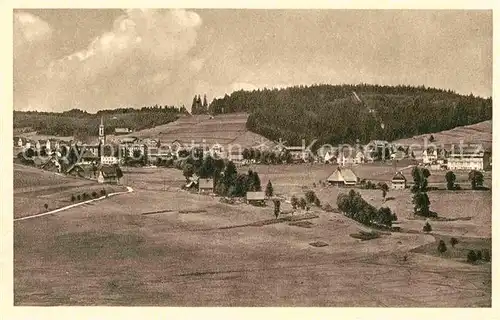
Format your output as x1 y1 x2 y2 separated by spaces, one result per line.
273 199 281 219
299 198 307 209
115 166 123 179
305 190 317 204
44 203 49 211
183 163 194 180
423 221 432 232
483 249 491 262
429 134 435 142
71 195 76 202
437 240 447 254
380 182 389 201
203 94 208 109
467 250 477 263
314 197 321 207
92 191 98 198
265 180 274 197
476 250 483 260
450 237 458 248
291 195 299 209
445 171 456 190
468 170 484 190
413 191 431 216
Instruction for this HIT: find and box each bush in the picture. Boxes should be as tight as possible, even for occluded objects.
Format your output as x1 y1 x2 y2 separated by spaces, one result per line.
100 189 106 196
91 191 98 198
290 195 299 209
71 195 76 202
450 237 458 248
83 192 89 200
467 250 477 263
483 249 491 262
44 203 49 211
454 184 462 190
437 240 447 253
476 250 482 261
299 197 307 209
423 222 432 232
77 195 81 201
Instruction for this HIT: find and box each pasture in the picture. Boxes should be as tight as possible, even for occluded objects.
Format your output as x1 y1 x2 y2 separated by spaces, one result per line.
13 163 491 306
14 164 126 218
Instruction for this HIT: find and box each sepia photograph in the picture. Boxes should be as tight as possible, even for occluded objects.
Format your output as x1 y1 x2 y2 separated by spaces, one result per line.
11 7 492 308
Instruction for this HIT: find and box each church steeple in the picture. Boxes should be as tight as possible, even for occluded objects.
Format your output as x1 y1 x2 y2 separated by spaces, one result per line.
99 116 105 145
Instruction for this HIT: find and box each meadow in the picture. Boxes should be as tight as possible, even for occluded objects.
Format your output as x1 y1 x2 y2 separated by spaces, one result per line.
13 163 492 306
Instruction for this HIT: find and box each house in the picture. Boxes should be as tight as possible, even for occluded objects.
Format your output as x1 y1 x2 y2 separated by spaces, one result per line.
97 165 120 184
354 150 365 164
41 157 61 173
120 137 139 145
391 172 407 190
67 163 98 179
337 147 356 166
228 149 244 164
35 140 41 150
246 191 266 205
446 145 491 171
45 140 51 151
322 150 337 164
391 150 406 161
101 156 119 165
115 127 133 135
198 178 214 194
326 167 358 186
80 149 100 164
210 143 225 159
422 148 438 164
285 146 308 163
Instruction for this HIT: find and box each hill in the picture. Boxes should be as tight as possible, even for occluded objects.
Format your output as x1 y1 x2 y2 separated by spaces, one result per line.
124 113 275 149
393 120 492 148
209 84 492 146
13 105 186 140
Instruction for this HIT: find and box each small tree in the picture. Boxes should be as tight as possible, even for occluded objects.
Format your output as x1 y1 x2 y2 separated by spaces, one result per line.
437 240 447 254
467 250 477 263
314 197 321 207
265 180 274 197
100 189 106 196
44 203 49 211
299 197 307 210
290 195 299 209
77 195 81 201
380 182 389 201
468 170 484 190
483 249 491 262
476 250 482 261
305 190 317 204
273 199 280 219
91 191 98 198
423 222 432 232
445 171 456 190
450 237 458 248
71 195 76 202
429 135 435 143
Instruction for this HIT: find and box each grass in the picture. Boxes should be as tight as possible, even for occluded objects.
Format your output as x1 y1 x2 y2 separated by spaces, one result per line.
410 234 491 264
13 162 491 306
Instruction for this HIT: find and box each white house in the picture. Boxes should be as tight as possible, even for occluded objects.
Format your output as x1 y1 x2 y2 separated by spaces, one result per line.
391 172 407 190
446 145 491 171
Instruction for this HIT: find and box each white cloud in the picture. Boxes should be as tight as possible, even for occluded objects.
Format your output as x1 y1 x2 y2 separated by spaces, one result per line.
14 12 52 47
16 9 204 111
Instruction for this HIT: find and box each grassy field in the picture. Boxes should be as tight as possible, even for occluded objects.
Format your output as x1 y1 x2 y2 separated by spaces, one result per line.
121 113 274 148
13 163 491 306
14 164 126 218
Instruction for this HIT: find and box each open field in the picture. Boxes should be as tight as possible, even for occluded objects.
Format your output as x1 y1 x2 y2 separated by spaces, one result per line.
392 120 492 148
122 113 275 148
14 164 491 306
14 164 126 218
14 187 490 306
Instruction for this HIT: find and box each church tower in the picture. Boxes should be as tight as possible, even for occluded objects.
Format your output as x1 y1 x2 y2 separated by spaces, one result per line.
99 116 105 145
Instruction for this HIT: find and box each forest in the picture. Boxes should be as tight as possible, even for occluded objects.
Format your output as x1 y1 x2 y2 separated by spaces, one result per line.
13 105 187 137
208 84 492 146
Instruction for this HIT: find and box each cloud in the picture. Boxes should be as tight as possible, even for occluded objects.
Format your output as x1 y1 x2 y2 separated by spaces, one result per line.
15 9 204 111
14 12 52 47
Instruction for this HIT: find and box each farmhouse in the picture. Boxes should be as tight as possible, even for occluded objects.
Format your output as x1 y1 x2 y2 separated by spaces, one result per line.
97 165 120 184
198 178 214 194
391 172 407 190
327 167 358 186
446 145 491 171
67 163 98 179
246 191 266 205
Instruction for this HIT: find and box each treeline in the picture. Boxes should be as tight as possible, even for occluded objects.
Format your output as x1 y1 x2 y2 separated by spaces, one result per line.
337 189 397 227
208 84 491 146
13 105 187 137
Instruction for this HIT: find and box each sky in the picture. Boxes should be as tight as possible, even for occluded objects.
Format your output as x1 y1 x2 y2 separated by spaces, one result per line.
13 9 492 112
